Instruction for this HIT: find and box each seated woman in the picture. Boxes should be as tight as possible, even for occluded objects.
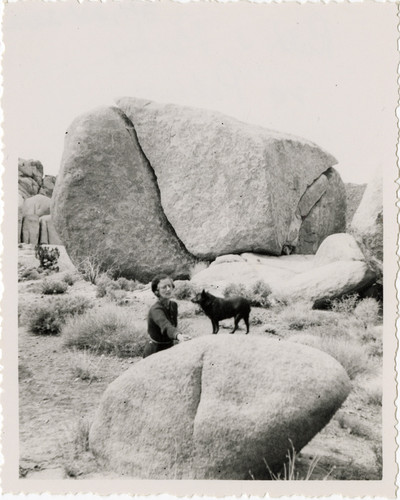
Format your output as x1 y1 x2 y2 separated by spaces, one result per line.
143 274 191 358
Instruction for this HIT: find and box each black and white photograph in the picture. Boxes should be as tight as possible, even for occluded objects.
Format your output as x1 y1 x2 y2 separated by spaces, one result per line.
2 1 398 497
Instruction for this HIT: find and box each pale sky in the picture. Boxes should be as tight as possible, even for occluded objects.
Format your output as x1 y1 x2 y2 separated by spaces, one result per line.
4 1 398 184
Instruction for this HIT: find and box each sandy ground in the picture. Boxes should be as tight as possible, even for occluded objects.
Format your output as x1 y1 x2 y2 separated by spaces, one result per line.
18 244 382 480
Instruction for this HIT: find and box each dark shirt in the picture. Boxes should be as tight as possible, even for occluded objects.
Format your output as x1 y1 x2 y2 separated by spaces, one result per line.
147 299 179 343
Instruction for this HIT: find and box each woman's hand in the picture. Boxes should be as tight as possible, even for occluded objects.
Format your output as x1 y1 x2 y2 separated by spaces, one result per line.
177 333 191 342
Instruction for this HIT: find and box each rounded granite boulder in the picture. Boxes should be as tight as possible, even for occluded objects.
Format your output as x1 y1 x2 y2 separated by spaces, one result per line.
89 335 351 479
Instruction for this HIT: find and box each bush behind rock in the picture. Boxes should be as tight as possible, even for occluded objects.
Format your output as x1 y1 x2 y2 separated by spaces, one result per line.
63 304 147 357
26 295 93 335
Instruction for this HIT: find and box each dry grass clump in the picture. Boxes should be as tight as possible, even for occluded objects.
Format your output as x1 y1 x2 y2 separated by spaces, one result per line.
335 412 373 439
279 302 324 330
330 294 359 314
289 333 372 380
96 274 142 299
224 280 272 308
25 295 93 335
174 281 200 301
62 272 80 286
361 377 382 406
63 304 147 357
353 298 381 328
68 349 105 382
60 417 98 478
41 278 69 295
18 265 40 282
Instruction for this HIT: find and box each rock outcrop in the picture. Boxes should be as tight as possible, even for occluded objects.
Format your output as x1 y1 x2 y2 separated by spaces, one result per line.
18 158 44 199
39 175 57 198
89 335 350 479
51 106 196 282
117 97 346 259
350 171 383 269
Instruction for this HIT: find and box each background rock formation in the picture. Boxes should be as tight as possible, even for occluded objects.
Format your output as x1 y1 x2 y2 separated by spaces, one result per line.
18 158 60 244
89 335 351 479
51 106 196 282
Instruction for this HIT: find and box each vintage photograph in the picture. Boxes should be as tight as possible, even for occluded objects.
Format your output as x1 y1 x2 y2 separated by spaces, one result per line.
2 1 398 497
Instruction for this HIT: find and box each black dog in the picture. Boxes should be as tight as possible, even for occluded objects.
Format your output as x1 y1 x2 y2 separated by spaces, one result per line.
192 290 251 334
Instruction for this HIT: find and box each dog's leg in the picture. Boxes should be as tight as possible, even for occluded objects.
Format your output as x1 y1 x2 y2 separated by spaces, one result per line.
231 314 240 334
244 313 250 334
212 319 219 334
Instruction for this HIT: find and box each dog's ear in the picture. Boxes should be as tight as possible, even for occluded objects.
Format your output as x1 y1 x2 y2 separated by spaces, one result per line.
201 289 206 297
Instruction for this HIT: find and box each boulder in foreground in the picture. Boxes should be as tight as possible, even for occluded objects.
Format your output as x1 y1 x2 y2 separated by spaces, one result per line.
89 335 350 479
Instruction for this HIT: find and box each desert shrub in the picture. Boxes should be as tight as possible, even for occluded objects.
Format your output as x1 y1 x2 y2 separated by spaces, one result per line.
280 302 322 330
68 349 104 382
63 304 147 357
353 297 380 328
116 277 142 291
224 282 248 299
290 333 372 380
19 266 40 281
96 274 119 298
35 244 60 271
330 294 359 314
106 289 130 306
41 279 68 295
224 281 272 308
62 272 79 286
174 281 199 300
26 295 93 335
96 274 141 299
247 280 272 308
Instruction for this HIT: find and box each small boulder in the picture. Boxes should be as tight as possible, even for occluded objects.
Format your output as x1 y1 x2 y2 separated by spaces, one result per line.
89 335 350 479
271 260 376 305
22 194 51 218
315 233 365 266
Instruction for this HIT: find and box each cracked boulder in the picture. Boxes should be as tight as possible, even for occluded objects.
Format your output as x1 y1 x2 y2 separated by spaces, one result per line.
89 335 351 479
51 106 196 282
117 97 346 258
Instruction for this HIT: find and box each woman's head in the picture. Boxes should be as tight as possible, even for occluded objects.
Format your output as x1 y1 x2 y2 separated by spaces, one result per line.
151 274 175 299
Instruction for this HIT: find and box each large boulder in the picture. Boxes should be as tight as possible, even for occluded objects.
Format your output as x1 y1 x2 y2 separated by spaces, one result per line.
350 171 383 270
89 335 350 479
22 194 51 218
18 158 43 199
52 106 196 282
116 97 346 258
39 175 57 198
39 215 62 245
21 214 40 244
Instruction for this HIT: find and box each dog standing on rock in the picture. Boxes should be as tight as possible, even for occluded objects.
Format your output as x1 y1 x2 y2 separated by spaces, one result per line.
191 290 251 334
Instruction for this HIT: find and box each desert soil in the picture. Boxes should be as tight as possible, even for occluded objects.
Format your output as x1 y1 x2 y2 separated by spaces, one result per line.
18 244 382 480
